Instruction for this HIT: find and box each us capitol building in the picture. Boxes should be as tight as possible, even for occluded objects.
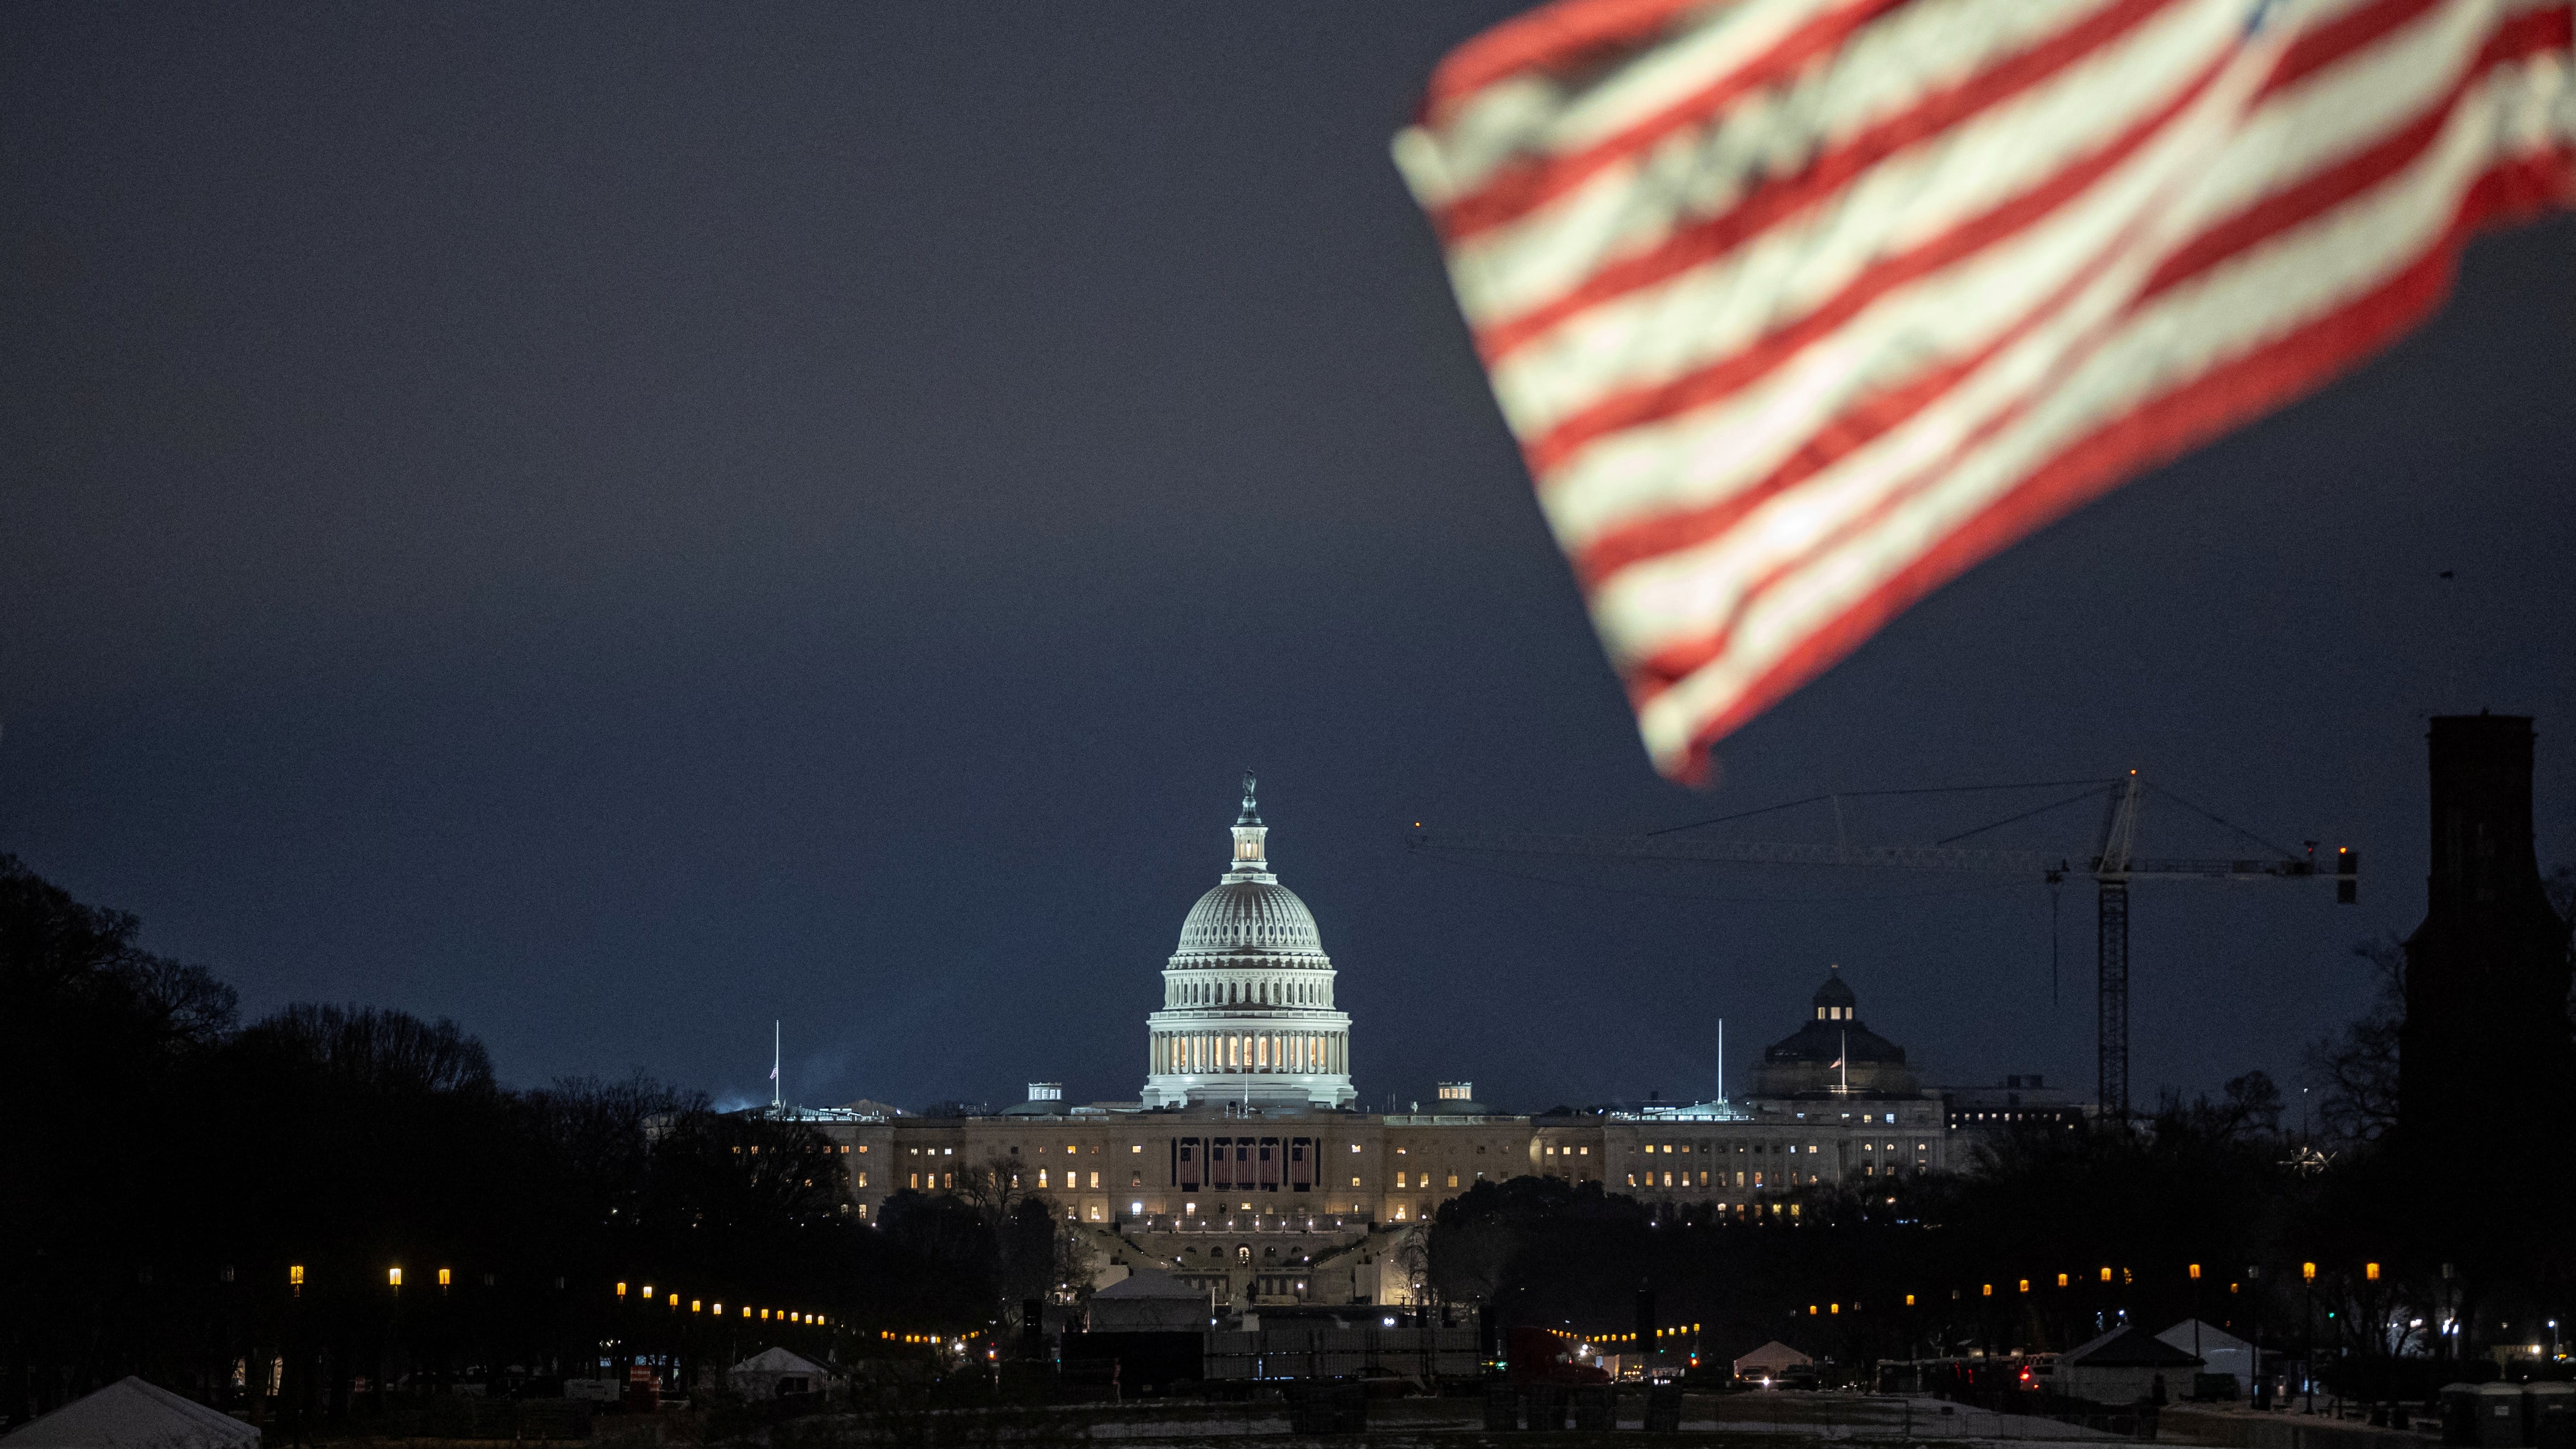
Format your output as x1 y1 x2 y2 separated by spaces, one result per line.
782 777 1960 1309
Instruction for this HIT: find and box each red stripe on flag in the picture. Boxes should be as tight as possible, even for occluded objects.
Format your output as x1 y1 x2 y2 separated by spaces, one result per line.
1647 150 2573 781
1474 0 2180 364
1423 0 1713 120
2264 0 2446 96
1437 0 1905 243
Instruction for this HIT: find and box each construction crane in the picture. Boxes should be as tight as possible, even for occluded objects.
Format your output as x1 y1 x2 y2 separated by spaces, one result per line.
1405 772 2358 1119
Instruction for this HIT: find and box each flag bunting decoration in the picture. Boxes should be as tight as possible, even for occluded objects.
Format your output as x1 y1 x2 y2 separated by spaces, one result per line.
1394 0 2575 780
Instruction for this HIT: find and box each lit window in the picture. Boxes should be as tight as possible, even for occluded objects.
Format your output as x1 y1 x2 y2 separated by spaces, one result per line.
1131 1201 1143 1215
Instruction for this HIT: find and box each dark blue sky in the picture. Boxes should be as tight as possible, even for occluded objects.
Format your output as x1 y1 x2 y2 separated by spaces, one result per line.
5 4 2571 1119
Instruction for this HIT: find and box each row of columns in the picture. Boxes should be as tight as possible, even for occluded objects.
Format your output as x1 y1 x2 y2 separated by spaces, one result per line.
1153 1029 1344 1076
1170 976 1329 1008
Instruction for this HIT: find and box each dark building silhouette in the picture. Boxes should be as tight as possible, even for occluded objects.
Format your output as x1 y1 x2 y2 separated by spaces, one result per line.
2398 715 2573 1146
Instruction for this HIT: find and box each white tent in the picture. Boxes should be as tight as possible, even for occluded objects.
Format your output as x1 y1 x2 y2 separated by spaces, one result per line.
1 1377 261 1449
1733 1341 1815 1379
2052 1325 2200 1407
2158 1320 2257 1397
1084 1269 1211 1332
727 1347 829 1401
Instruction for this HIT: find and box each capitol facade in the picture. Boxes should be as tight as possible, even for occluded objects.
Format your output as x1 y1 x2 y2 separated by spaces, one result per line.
774 778 1980 1310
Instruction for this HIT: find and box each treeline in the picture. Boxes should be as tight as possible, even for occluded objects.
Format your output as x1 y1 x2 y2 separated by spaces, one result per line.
0 855 1041 1427
1424 1067 2568 1390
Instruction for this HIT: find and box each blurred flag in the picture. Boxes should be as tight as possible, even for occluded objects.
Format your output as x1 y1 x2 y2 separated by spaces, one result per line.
1395 0 2574 780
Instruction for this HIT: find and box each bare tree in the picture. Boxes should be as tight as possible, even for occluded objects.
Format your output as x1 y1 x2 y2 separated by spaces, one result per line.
954 1154 1031 1224
2306 935 2403 1145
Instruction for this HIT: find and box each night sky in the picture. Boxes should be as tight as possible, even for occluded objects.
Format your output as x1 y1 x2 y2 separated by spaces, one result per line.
6 4 2572 1120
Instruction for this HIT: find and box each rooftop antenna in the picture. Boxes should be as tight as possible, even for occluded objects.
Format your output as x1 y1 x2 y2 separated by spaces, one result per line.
770 1019 782 1114
1716 1019 1726 1105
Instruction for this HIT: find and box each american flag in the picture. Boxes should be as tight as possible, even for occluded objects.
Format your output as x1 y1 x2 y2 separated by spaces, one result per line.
1394 0 2575 780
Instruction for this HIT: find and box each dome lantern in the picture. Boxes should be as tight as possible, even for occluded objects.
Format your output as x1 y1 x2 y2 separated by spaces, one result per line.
1230 770 1269 874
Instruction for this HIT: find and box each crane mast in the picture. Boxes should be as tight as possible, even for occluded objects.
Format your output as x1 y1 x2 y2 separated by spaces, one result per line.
1406 772 2353 1121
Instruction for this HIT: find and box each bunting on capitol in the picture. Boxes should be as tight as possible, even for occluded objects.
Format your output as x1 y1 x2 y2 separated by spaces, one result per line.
1393 0 2575 780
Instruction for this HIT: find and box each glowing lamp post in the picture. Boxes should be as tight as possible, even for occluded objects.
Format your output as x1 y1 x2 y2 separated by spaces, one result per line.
2302 1263 2317 1413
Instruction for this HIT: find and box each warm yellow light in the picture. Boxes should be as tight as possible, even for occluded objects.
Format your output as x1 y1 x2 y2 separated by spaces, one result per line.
668 1293 678 1307
1905 1294 1915 1306
2190 1264 2201 1280
2019 1280 2030 1293
2365 1263 2380 1281
642 1284 653 1299
388 1268 402 1287
2099 1267 2112 1282
616 1281 627 1298
1982 1284 1993 1297
439 1269 451 1287
2303 1262 2316 1281
742 1306 751 1318
1830 1303 1841 1315
290 1265 304 1286
692 1300 702 1313
2058 1273 2070 1287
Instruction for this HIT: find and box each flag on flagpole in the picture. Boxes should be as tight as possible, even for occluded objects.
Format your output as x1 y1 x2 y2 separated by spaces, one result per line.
1394 0 2574 781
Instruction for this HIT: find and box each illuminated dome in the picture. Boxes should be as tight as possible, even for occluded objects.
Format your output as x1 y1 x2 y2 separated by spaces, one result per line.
1140 773 1355 1110
1177 881 1322 955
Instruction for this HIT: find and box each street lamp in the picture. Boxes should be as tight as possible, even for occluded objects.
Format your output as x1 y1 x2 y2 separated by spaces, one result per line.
2302 1263 2317 1414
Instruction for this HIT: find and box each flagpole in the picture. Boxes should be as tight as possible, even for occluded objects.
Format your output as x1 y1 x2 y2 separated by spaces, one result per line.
772 1019 782 1114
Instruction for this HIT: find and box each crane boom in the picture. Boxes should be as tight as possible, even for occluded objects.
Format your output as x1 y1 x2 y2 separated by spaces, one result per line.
1404 829 2336 883
1404 774 2355 1120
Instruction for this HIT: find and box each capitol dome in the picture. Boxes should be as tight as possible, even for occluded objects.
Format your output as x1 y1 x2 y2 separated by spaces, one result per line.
1139 773 1356 1110
1177 881 1323 955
